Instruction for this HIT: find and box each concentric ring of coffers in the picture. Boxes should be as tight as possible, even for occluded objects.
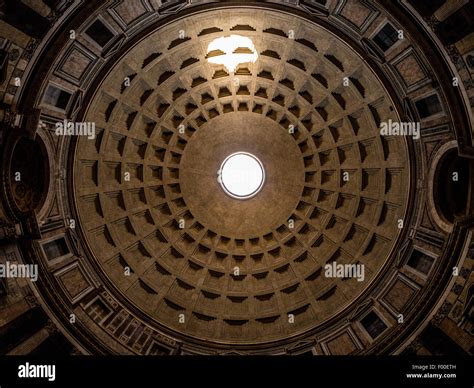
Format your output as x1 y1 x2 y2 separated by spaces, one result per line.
72 8 410 344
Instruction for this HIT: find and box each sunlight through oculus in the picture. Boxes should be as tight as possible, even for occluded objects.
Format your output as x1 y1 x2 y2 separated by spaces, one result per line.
218 152 265 199
207 35 258 73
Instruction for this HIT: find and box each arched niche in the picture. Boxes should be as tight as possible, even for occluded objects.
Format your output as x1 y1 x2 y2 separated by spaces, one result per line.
7 135 50 216
428 141 473 233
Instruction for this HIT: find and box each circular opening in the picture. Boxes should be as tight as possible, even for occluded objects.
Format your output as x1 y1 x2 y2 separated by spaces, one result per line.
218 152 265 199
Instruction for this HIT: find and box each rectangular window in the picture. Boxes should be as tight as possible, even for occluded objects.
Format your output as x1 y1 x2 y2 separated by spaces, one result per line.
148 342 172 355
361 311 388 339
0 277 7 297
43 85 72 110
436 5 474 46
85 299 111 323
415 94 443 119
85 20 114 48
407 249 435 275
43 237 70 261
373 23 399 52
0 49 8 84
408 0 450 18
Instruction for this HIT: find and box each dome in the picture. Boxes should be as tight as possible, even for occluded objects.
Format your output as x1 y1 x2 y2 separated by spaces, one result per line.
0 0 472 358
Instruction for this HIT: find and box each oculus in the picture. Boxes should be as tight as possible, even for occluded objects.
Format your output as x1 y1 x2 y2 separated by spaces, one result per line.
218 152 265 199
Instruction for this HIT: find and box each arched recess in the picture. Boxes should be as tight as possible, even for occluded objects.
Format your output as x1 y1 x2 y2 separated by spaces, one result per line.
33 129 58 222
5 134 50 218
428 141 473 233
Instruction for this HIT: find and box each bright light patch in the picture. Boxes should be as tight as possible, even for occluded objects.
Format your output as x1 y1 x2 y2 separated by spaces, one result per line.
218 152 265 199
207 35 258 73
